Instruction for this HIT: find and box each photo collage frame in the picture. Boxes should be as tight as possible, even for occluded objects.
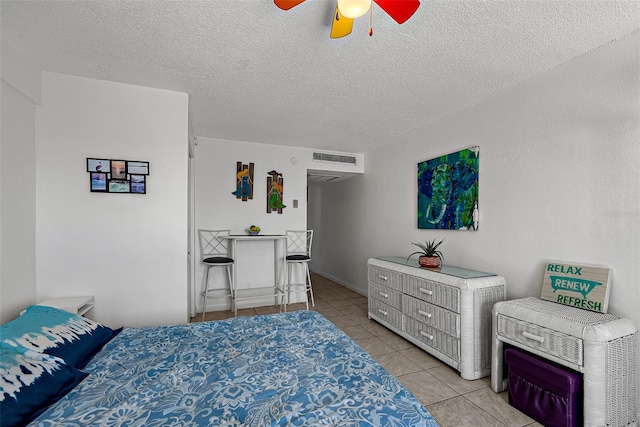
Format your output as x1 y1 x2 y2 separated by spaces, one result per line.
87 158 149 194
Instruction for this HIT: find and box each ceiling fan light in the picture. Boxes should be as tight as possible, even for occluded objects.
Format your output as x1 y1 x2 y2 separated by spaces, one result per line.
337 0 372 19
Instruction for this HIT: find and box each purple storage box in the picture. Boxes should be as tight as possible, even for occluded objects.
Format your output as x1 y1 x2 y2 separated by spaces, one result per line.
505 348 581 427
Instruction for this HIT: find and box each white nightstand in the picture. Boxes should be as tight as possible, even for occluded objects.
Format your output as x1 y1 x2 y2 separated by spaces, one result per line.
37 296 95 317
491 297 638 426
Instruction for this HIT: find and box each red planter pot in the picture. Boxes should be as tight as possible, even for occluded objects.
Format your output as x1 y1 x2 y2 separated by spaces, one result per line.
418 256 441 268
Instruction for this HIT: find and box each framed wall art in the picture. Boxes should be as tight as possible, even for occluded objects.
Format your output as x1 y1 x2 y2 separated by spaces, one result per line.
110 160 126 179
417 146 479 230
127 161 149 175
267 170 285 214
231 162 254 201
90 172 108 192
87 158 109 173
131 174 146 194
87 158 149 194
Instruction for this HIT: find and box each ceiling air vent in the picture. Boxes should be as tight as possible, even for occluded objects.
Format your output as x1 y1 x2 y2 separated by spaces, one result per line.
312 152 357 165
307 173 343 182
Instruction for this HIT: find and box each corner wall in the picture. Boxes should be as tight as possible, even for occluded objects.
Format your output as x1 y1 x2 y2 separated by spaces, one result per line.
0 42 40 322
312 31 640 330
35 72 189 328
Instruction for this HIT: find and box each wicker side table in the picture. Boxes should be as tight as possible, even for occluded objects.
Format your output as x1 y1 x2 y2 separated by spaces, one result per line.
492 297 638 427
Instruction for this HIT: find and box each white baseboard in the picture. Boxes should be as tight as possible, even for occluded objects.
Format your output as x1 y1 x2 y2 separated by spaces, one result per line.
310 269 367 297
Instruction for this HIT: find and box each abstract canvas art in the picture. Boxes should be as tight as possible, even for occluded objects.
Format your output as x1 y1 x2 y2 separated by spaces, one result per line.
417 147 479 230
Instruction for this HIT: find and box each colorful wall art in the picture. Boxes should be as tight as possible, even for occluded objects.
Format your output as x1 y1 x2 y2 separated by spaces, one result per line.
232 162 254 201
87 158 149 194
267 170 286 214
417 147 479 230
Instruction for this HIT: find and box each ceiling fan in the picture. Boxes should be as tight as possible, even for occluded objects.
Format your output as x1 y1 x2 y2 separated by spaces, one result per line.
275 0 420 39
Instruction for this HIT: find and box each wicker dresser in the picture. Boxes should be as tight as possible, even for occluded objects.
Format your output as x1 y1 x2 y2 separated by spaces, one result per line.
492 297 638 427
368 257 506 380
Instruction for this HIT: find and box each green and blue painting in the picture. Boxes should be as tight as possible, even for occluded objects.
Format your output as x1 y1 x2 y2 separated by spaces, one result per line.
417 147 479 230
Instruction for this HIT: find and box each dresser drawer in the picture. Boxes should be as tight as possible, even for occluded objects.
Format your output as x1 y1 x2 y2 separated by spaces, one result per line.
368 265 403 291
403 275 460 313
403 294 459 337
405 315 460 362
368 298 402 331
497 314 583 366
369 282 402 310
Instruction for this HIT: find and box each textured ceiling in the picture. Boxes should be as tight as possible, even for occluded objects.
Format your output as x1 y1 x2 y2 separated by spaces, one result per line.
2 1 639 153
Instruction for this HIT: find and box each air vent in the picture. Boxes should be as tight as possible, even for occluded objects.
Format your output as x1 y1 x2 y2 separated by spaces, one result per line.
307 173 343 182
312 152 357 165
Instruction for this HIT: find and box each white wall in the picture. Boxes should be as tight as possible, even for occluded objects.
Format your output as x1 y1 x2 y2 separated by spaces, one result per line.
193 137 362 313
0 42 41 322
35 72 189 328
195 138 310 237
312 31 640 329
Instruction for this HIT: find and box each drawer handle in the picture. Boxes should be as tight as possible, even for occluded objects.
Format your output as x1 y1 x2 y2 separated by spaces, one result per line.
418 288 433 296
377 308 388 316
378 291 389 298
522 331 545 343
420 331 434 340
417 309 432 319
378 275 388 281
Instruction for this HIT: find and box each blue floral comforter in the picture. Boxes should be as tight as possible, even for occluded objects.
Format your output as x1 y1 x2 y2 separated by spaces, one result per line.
31 311 438 426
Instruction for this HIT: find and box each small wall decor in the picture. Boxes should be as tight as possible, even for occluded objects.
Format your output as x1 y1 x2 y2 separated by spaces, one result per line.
417 146 479 230
267 170 286 213
540 261 612 313
231 162 254 201
87 158 149 194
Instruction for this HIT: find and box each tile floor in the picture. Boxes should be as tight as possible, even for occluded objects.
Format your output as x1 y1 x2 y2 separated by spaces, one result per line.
191 273 542 427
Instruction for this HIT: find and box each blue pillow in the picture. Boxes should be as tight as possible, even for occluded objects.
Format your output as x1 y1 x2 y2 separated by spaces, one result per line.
1 305 120 368
0 346 87 427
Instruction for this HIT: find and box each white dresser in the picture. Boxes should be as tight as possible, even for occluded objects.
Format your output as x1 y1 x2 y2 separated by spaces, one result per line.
368 257 506 380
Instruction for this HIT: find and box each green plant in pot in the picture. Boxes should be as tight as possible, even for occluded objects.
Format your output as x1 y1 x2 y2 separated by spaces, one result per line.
407 238 445 268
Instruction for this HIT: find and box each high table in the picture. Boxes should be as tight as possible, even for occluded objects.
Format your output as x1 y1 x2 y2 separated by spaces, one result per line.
223 235 287 314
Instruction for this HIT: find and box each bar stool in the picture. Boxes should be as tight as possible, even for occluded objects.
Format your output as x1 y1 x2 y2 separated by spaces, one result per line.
198 229 234 321
284 230 314 309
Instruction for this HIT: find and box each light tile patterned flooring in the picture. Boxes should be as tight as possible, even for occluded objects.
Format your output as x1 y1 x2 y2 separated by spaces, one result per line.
191 273 542 427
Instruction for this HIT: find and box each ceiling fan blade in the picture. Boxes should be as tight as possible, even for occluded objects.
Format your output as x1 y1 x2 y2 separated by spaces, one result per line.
373 0 420 24
274 0 306 11
330 7 354 39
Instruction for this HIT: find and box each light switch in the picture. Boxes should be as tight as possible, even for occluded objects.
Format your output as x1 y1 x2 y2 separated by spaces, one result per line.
293 199 298 208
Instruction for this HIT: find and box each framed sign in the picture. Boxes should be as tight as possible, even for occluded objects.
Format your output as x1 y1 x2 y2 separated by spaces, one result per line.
540 261 612 313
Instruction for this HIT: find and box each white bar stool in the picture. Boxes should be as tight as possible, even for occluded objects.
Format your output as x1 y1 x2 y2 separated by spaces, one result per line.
284 230 314 309
198 229 235 321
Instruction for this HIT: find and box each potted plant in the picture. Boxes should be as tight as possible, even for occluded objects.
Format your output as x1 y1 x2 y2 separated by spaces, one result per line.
407 238 445 268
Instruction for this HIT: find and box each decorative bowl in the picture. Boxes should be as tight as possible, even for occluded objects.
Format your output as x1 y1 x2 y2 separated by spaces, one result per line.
248 231 260 236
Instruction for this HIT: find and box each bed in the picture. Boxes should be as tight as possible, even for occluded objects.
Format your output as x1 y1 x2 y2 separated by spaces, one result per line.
1 306 438 426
